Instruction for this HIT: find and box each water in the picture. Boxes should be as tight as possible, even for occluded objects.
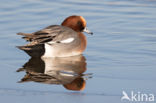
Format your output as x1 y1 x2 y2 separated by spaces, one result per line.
0 0 156 103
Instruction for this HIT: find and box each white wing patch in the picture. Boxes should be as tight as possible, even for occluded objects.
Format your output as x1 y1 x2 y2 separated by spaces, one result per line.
48 41 55 44
47 37 74 45
60 38 74 43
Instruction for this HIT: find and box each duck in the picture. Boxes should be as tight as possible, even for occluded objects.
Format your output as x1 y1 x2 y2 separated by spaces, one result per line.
17 15 93 57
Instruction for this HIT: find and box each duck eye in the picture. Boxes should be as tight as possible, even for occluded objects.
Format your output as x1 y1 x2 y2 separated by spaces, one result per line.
77 21 84 31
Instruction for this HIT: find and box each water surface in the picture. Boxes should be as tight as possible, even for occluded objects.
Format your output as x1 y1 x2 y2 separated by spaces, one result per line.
0 0 156 103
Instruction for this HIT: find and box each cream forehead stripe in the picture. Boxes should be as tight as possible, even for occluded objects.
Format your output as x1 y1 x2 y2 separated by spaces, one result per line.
79 16 86 26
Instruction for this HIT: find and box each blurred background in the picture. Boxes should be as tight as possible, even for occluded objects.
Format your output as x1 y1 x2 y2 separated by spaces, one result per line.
0 0 156 103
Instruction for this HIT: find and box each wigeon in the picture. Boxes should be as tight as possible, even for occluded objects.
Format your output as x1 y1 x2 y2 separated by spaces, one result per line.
17 15 93 57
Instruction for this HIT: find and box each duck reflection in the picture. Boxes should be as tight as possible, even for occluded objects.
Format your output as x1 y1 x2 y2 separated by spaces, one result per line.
17 55 92 91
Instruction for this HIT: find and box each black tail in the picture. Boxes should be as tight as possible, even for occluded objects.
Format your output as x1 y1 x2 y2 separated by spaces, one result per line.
17 44 45 57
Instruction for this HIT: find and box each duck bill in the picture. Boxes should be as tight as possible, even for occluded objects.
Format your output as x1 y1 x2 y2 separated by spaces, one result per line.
83 27 93 35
